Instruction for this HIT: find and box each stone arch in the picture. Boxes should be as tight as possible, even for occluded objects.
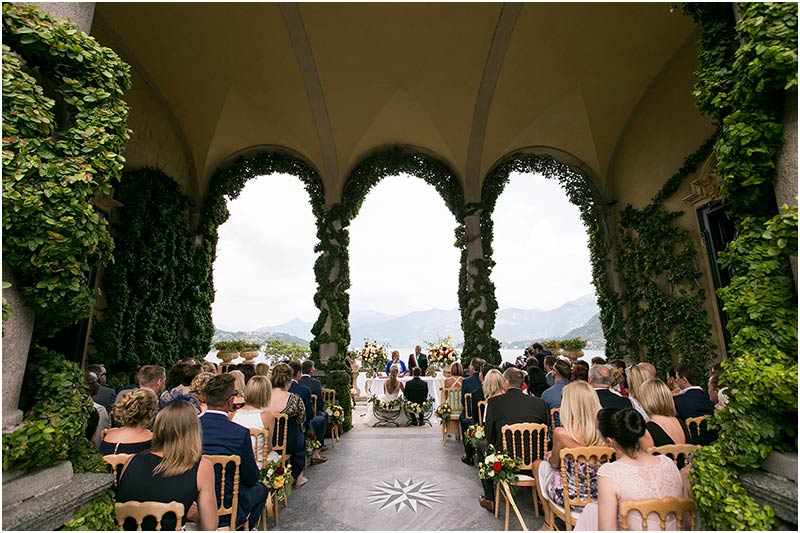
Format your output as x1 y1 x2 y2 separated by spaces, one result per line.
474 147 625 361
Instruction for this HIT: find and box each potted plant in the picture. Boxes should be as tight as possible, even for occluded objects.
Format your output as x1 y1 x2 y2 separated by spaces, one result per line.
559 338 587 361
240 341 261 362
214 340 244 363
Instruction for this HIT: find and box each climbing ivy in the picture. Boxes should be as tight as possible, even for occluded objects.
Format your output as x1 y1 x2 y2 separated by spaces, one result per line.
684 3 797 530
1 3 131 336
92 168 209 388
480 154 624 362
615 137 717 378
63 490 117 531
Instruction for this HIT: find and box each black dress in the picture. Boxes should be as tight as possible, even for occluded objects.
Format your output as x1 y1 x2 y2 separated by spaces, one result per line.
647 420 691 468
99 439 151 456
116 451 200 530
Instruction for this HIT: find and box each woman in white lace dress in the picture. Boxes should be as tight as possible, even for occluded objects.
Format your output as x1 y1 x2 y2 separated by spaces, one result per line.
575 408 685 531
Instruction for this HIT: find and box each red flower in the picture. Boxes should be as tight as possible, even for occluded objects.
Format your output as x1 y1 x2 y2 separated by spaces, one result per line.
493 461 503 473
276 466 284 475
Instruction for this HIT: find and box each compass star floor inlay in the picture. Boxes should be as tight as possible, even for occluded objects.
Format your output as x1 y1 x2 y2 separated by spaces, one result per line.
366 478 444 513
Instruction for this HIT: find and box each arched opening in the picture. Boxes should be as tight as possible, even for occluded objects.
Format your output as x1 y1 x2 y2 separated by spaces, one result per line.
491 172 605 363
211 173 318 341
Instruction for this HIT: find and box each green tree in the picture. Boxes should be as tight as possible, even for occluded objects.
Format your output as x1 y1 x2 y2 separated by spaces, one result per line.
263 339 310 364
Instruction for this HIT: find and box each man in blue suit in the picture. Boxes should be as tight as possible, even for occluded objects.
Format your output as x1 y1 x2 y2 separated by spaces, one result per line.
673 364 718 445
289 361 327 464
300 359 329 448
459 357 485 465
200 374 267 530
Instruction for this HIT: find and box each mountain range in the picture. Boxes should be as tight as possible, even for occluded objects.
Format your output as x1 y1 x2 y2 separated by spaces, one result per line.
228 293 602 348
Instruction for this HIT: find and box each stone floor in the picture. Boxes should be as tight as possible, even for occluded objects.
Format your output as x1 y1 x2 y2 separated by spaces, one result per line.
267 402 546 531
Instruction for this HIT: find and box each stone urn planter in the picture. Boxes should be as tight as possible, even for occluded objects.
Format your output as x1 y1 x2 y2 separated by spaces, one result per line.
562 349 583 362
240 350 258 363
217 349 238 364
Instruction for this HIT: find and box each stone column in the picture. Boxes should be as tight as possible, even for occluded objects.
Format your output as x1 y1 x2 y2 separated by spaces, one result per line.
2 264 35 432
775 92 798 283
27 2 96 33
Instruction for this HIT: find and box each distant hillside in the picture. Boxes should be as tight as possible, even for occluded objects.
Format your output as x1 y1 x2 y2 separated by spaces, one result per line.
212 329 309 347
505 312 605 350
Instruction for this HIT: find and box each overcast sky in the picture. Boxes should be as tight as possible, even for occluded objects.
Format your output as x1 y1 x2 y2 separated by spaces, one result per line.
211 172 594 331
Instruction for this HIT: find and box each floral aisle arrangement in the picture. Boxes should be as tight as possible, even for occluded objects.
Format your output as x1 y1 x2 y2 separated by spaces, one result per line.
305 430 321 453
426 336 459 370
435 403 452 424
325 403 345 426
405 396 435 415
463 424 485 448
478 445 518 487
368 395 402 412
259 459 293 501
360 339 388 377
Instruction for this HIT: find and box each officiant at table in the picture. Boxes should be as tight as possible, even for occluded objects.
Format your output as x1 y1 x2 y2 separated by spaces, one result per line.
385 350 408 376
407 345 428 375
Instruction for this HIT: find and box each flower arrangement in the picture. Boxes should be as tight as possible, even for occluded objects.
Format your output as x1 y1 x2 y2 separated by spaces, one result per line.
325 403 345 426
463 424 485 448
559 338 587 350
241 341 261 351
259 459 293 501
435 403 452 424
214 340 244 351
541 340 560 350
404 396 435 415
426 336 459 369
305 429 321 453
360 339 388 376
478 445 518 487
369 395 402 412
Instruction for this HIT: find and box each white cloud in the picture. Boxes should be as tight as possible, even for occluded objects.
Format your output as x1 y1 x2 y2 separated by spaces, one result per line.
211 170 595 331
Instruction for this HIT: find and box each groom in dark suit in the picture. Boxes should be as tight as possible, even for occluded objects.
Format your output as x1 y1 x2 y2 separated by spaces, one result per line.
407 345 428 375
200 374 267 530
404 368 429 426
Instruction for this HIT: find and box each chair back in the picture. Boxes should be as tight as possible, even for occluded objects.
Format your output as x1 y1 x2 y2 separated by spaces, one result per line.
204 454 240 530
477 400 487 424
114 500 184 531
647 443 701 470
619 497 697 530
311 393 318 413
250 427 271 469
323 387 336 406
463 392 473 419
500 422 548 471
549 407 561 430
271 412 290 469
684 416 708 443
441 387 463 413
103 453 133 487
559 446 616 522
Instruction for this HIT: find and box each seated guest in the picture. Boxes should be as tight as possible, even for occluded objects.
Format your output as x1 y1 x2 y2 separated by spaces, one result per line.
541 359 572 414
189 372 215 414
459 358 485 466
200 375 267 530
525 357 549 397
482 369 506 400
89 363 117 413
289 361 327 464
666 365 681 396
624 364 651 419
574 408 685 530
639 361 658 380
404 368 430 426
116 400 217 531
266 363 308 487
543 355 558 387
200 360 218 375
137 365 166 396
159 363 202 414
589 364 633 410
385 350 407 376
255 362 270 377
101 388 157 455
478 367 548 513
227 369 247 410
85 372 109 449
238 363 255 385
609 359 628 397
534 381 606 530
299 360 326 416
591 356 607 366
572 360 590 382
444 361 464 389
232 375 277 468
637 379 688 451
708 363 729 409
673 364 717 445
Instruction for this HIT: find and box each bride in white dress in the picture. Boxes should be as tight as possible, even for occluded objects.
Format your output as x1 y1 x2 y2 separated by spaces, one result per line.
364 366 408 426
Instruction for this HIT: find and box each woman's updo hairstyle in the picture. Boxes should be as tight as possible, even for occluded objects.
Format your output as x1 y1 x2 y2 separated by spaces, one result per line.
111 388 157 427
271 363 294 389
597 407 646 451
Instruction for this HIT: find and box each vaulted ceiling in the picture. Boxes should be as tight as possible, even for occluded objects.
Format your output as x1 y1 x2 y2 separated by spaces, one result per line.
93 2 698 202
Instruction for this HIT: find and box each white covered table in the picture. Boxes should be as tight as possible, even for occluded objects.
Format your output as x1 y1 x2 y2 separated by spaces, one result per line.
368 375 444 410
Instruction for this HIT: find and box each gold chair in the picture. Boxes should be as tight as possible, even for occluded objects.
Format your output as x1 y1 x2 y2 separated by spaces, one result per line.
495 480 529 531
684 416 708 443
548 445 616 531
248 428 274 531
496 422 548 528
270 413 290 511
463 392 473 420
647 444 701 469
114 500 184 531
440 387 463 445
477 400 488 424
204 454 240 531
549 408 561 431
322 388 340 446
103 453 133 487
619 497 697 530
